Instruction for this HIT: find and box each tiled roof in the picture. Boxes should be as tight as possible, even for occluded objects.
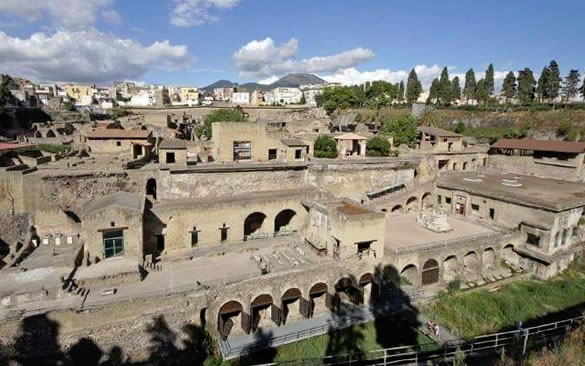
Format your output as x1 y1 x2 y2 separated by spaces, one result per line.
280 139 309 147
491 139 585 153
418 126 462 137
158 138 188 150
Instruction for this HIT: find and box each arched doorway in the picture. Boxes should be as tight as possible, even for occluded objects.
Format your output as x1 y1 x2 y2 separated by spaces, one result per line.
308 282 329 318
443 255 459 282
251 294 277 331
244 212 267 239
421 259 439 285
274 209 297 233
146 178 157 200
421 192 433 208
281 288 302 325
218 301 245 340
483 248 496 271
359 273 377 304
503 244 519 266
400 264 418 286
391 205 403 213
463 251 480 280
406 196 419 211
334 277 360 308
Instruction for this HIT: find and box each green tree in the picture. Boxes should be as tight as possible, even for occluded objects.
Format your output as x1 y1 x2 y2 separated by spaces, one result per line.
451 76 462 102
580 76 585 101
427 78 440 104
406 68 423 104
314 135 338 158
454 121 465 134
324 100 337 115
366 136 392 156
501 71 517 104
397 81 405 103
463 68 477 104
517 68 536 105
438 67 452 105
0 76 15 130
379 115 417 147
536 66 551 103
300 93 306 105
418 109 438 127
548 60 562 105
476 79 488 106
562 69 581 106
320 87 360 114
203 107 248 138
485 63 495 101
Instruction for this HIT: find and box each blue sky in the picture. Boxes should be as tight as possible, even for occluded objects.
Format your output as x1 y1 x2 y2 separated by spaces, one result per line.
0 0 583 87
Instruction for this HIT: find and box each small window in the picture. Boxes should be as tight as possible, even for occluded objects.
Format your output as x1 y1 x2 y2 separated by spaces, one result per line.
191 227 199 246
295 149 302 159
220 223 228 242
55 237 61 246
437 195 442 205
67 236 73 245
471 204 480 212
356 241 372 254
268 149 277 160
489 208 495 220
116 141 121 147
103 230 124 258
452 163 457 171
166 152 176 164
445 197 452 204
526 233 540 246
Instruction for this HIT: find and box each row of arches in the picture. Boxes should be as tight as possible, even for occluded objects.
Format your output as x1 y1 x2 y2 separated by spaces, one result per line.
400 245 518 286
217 273 377 339
243 209 298 239
381 192 433 214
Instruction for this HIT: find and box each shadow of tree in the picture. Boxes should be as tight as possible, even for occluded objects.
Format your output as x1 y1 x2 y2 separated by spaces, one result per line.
235 329 276 366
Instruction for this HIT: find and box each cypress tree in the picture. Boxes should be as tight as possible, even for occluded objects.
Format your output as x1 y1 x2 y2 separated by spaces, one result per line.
406 69 423 104
536 66 551 103
501 71 517 104
485 63 495 101
562 69 581 105
463 68 477 104
517 68 536 105
451 76 462 102
398 81 405 103
428 78 440 104
476 79 487 105
438 67 452 105
548 60 561 104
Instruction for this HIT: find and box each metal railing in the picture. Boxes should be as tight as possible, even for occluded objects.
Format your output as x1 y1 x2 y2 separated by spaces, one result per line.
250 315 585 366
390 231 504 255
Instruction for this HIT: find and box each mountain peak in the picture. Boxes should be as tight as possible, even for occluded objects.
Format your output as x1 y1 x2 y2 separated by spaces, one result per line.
202 73 327 91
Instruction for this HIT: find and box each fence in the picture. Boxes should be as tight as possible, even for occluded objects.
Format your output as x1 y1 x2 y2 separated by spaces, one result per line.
252 315 584 366
390 231 504 255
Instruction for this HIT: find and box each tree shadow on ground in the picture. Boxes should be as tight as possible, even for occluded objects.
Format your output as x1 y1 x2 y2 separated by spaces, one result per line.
235 329 276 366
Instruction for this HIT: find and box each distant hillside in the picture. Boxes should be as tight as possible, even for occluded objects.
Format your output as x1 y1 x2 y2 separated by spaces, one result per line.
201 73 327 92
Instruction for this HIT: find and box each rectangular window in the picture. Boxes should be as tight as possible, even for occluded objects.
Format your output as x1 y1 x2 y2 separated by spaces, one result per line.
489 208 495 220
166 152 176 163
356 241 373 254
268 149 277 160
103 230 124 258
295 149 302 159
445 197 452 204
191 227 199 246
116 141 121 147
437 195 442 205
526 233 540 246
233 141 252 161
220 224 228 242
471 204 480 213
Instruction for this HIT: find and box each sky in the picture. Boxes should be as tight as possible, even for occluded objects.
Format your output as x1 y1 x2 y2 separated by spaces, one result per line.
0 0 583 88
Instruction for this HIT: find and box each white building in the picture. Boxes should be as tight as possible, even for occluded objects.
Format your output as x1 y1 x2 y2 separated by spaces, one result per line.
300 84 325 107
129 91 154 107
213 87 234 102
232 92 250 105
268 87 303 105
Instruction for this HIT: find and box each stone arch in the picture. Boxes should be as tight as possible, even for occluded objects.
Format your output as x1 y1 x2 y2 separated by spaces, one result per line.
281 288 302 325
244 212 268 238
250 294 276 331
381 208 387 213
443 255 460 282
359 273 376 304
471 159 477 169
555 231 561 247
483 247 496 271
562 229 569 246
146 178 157 200
34 130 42 138
334 277 360 306
218 300 244 339
400 264 418 285
391 205 403 213
421 259 440 286
308 282 329 318
463 251 480 268
46 129 56 138
421 192 433 208
406 196 419 211
274 209 297 233
503 244 519 266
463 161 468 171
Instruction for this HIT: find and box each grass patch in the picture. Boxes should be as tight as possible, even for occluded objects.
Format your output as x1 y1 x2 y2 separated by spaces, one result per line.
424 270 585 339
237 313 436 365
37 144 67 154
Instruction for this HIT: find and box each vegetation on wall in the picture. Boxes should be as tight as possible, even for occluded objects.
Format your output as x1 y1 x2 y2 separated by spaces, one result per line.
202 106 248 138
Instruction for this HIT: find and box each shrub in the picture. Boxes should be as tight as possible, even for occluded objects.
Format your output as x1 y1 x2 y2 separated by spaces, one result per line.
454 121 466 134
447 278 461 292
203 107 248 138
379 115 417 147
366 136 391 156
314 135 337 158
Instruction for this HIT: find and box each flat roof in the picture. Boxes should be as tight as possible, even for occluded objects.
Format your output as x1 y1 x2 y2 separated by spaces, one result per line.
385 213 496 253
418 126 462 138
437 172 585 211
85 129 152 139
83 191 144 216
491 139 585 153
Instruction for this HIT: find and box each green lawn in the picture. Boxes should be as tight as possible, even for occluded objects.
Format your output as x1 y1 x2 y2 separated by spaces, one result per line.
424 270 585 339
236 313 436 365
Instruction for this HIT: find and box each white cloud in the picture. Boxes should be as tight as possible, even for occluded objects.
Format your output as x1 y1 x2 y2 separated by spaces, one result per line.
233 37 375 79
258 76 279 85
101 9 122 24
0 30 192 83
170 0 240 27
0 0 117 29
